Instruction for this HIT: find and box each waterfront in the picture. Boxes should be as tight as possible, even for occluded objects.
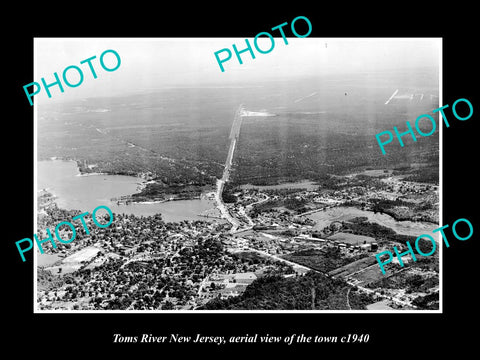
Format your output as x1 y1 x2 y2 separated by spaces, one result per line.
37 160 217 222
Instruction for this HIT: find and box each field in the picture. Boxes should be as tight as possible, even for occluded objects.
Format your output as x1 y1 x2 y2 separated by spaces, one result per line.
62 246 101 263
282 247 368 273
366 267 439 293
347 264 396 286
328 256 378 278
43 246 101 275
307 206 438 237
327 232 376 245
366 300 394 310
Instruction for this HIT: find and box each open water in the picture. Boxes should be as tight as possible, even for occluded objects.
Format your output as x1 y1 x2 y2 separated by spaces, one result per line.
37 160 216 222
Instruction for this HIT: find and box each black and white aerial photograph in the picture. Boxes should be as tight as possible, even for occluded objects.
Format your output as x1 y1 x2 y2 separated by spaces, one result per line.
33 37 442 312
8 3 480 357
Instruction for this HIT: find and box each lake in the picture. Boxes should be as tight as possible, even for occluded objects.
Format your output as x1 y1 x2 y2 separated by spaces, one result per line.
306 206 438 237
37 160 218 222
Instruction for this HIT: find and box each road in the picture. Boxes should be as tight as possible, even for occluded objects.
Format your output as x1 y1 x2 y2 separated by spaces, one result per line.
346 287 352 310
385 89 399 105
240 233 416 309
214 179 240 231
214 104 244 232
242 246 311 272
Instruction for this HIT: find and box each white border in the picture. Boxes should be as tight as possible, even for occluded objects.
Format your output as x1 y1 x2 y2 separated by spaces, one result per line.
33 37 443 314
34 38 39 313
438 37 443 314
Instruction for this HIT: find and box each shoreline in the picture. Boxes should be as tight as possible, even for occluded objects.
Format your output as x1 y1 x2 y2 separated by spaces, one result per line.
117 195 203 205
75 172 109 177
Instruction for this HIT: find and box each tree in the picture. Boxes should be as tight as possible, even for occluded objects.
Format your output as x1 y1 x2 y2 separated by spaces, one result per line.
162 301 175 310
222 190 237 203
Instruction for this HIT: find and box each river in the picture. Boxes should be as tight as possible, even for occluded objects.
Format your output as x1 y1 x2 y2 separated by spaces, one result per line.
37 160 218 222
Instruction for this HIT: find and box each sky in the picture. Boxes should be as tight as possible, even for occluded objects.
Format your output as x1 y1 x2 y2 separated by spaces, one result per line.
33 38 441 103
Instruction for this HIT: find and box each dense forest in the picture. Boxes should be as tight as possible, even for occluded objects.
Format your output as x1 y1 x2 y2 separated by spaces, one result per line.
340 217 416 245
131 182 210 202
201 272 374 310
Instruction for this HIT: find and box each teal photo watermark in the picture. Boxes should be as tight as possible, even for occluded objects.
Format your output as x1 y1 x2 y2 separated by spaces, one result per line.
23 49 121 106
16 205 114 262
214 16 312 72
375 217 473 274
375 97 473 155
